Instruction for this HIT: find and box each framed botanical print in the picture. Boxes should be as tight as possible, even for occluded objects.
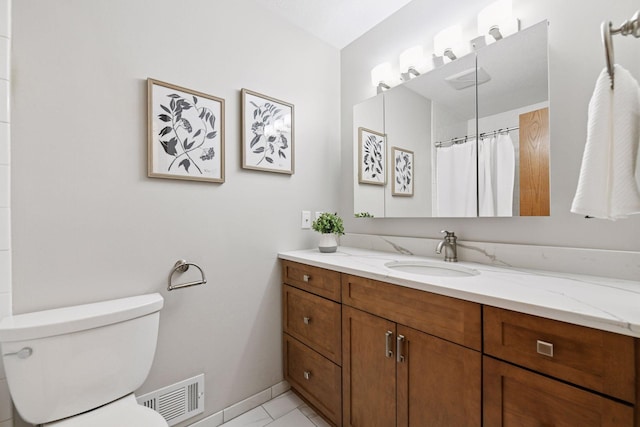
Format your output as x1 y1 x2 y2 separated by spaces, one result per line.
241 89 294 174
391 147 414 196
358 127 386 185
147 78 225 183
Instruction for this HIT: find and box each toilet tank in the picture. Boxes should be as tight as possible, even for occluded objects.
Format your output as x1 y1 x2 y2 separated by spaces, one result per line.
0 293 164 425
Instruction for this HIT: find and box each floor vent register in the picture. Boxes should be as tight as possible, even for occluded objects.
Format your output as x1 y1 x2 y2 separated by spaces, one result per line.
137 374 204 426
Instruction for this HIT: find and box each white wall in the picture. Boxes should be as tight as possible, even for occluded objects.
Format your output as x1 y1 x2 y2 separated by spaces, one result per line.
11 0 339 425
0 1 11 425
383 86 431 217
341 0 640 251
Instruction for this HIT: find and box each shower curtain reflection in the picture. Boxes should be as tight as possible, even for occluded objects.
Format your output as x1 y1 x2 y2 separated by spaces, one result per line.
478 132 516 217
435 141 477 217
435 130 517 218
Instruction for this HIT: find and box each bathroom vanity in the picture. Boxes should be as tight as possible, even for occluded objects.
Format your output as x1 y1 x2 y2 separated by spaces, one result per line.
280 248 640 427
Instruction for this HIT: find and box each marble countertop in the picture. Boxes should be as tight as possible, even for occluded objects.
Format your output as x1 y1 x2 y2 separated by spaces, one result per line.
279 247 640 338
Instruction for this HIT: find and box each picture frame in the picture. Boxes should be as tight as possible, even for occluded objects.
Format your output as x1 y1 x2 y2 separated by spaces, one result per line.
391 147 414 197
358 127 386 185
148 78 225 183
241 89 295 174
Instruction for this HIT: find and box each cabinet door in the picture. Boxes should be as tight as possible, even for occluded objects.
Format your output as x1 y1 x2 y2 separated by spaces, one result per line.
396 325 481 427
483 356 634 427
342 306 397 427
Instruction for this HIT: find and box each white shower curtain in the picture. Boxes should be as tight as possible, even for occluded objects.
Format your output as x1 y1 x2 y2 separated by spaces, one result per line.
478 133 516 216
436 141 477 217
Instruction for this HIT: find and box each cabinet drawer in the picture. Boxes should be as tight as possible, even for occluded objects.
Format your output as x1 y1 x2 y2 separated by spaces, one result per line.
483 356 633 427
283 334 342 426
342 274 481 350
283 285 341 365
484 306 636 403
282 260 341 302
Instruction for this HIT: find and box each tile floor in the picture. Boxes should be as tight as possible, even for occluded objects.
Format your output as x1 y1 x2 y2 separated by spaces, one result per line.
219 390 331 427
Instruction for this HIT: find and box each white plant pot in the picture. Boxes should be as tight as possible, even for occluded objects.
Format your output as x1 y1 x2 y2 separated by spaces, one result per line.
318 233 338 253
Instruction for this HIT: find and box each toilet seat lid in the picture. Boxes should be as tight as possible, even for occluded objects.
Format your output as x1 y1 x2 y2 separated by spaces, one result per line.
45 394 168 427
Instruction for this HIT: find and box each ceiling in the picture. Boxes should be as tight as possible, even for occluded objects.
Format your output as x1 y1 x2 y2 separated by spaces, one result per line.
250 0 415 49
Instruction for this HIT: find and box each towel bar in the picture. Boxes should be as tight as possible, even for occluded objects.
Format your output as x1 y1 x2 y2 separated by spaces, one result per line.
168 260 207 291
602 10 640 89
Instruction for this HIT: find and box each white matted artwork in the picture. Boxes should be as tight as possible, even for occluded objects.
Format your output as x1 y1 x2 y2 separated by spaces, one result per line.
241 89 294 174
147 78 225 183
358 127 386 185
391 147 414 196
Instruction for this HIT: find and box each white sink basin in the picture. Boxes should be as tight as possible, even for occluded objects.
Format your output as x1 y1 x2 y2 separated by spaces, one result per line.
385 261 479 277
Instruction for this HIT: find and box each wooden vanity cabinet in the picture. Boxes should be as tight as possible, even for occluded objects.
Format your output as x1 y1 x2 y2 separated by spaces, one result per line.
282 259 640 426
341 274 482 427
483 306 637 426
484 356 634 426
282 261 342 426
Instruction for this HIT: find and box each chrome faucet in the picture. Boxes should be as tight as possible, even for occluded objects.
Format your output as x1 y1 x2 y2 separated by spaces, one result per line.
436 230 458 262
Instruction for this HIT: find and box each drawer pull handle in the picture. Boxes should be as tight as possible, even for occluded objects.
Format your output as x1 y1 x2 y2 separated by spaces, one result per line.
303 316 311 325
396 335 405 363
303 274 311 282
385 331 394 358
536 340 554 357
303 371 312 380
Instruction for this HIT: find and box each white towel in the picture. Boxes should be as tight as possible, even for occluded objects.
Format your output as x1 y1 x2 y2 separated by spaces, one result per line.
571 65 640 219
495 133 515 216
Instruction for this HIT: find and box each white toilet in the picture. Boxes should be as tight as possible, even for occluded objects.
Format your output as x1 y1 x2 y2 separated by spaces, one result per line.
0 293 168 426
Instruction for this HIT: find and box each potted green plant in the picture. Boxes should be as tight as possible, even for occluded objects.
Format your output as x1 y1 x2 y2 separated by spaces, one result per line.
312 212 344 253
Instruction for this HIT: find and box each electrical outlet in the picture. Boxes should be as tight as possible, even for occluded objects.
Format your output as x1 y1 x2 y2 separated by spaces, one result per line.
301 211 311 229
315 211 324 220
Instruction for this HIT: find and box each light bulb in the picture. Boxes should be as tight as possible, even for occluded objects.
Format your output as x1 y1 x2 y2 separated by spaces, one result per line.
399 46 425 74
478 0 518 41
370 62 393 87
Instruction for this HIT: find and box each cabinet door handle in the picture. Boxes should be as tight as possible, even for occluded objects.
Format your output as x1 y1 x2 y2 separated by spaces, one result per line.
303 316 311 325
536 340 554 357
396 335 405 363
303 370 312 380
385 331 394 358
303 274 311 282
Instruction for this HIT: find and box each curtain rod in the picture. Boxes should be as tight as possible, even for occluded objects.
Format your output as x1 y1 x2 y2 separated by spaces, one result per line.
434 126 519 148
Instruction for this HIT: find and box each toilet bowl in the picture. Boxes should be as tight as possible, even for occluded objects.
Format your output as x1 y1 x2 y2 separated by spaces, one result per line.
0 293 168 426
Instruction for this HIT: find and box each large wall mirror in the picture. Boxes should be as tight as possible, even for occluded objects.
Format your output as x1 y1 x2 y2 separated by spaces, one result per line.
353 20 549 218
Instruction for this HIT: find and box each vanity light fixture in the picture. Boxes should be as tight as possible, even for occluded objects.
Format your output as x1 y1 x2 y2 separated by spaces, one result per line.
399 46 425 81
371 62 393 94
434 25 463 62
478 0 520 42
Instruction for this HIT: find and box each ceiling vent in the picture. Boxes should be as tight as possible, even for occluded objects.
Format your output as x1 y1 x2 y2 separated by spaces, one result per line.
445 67 492 90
